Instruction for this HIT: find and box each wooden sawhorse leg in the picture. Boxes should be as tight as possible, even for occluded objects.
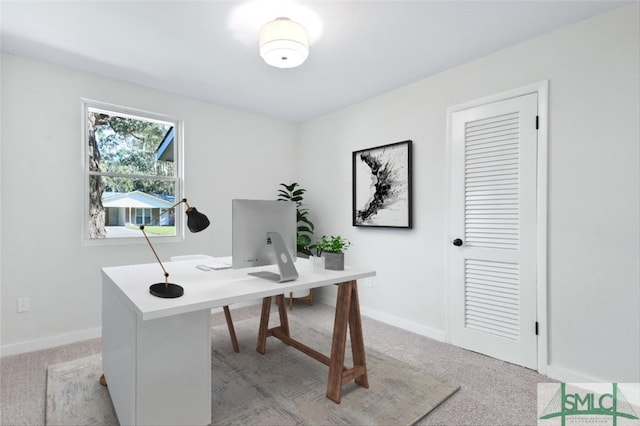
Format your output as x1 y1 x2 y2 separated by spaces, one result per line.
223 306 240 353
326 280 368 403
255 281 368 404
256 294 289 354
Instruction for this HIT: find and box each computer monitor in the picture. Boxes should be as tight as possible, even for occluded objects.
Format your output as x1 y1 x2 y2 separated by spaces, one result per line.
232 199 298 282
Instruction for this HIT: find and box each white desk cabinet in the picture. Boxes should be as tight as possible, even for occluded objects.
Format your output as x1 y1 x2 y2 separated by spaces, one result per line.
102 275 211 425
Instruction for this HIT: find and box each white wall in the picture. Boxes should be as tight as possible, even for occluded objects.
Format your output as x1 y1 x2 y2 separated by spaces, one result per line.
0 54 298 353
298 4 639 382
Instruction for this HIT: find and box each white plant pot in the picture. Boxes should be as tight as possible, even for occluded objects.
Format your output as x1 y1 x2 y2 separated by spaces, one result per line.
310 255 325 272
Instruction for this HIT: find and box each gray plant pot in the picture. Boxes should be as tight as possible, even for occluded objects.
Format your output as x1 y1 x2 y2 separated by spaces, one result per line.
322 252 344 271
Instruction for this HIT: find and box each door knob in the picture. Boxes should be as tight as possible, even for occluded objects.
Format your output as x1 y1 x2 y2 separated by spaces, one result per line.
452 238 463 247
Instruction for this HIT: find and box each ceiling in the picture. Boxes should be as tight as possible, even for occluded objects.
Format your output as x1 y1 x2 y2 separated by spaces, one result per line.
0 1 628 122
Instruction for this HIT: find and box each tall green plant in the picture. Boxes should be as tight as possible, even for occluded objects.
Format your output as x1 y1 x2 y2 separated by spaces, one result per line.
277 182 314 255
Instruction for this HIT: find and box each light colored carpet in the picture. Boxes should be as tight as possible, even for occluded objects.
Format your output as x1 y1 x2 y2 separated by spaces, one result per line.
46 316 459 425
3 303 553 425
45 354 116 425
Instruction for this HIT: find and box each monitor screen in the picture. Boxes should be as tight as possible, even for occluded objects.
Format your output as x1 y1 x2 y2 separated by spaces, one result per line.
232 199 297 269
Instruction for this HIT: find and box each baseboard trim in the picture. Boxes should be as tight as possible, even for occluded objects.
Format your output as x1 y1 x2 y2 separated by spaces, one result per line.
0 327 102 357
315 294 447 342
545 365 611 383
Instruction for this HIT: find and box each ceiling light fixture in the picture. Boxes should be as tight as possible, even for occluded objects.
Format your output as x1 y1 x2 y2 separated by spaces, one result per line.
259 17 309 68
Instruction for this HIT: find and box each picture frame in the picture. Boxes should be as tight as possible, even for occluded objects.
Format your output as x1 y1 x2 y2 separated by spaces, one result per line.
352 140 412 228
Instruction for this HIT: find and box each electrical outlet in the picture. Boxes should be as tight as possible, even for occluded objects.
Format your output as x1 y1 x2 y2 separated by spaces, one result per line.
362 277 374 288
17 297 29 313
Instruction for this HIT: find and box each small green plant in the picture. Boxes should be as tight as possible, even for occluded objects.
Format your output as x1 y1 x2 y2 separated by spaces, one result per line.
277 182 314 255
311 235 352 256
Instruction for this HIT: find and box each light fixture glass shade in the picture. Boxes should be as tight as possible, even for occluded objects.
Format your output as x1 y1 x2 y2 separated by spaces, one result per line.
259 17 309 68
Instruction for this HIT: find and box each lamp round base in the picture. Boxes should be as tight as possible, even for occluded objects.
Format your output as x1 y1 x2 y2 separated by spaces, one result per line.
149 283 184 298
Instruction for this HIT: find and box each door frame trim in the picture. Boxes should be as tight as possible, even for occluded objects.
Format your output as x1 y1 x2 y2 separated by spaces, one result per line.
444 80 549 374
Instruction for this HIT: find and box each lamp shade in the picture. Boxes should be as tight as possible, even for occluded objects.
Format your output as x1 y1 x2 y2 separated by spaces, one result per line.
259 17 309 68
185 207 210 233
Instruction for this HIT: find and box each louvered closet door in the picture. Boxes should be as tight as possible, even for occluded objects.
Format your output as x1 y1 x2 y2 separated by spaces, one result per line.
449 93 538 369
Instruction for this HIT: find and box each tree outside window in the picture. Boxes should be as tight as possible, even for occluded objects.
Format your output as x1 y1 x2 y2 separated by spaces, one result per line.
84 101 182 240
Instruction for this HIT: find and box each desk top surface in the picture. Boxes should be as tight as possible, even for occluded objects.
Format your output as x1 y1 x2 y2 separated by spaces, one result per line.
102 257 375 321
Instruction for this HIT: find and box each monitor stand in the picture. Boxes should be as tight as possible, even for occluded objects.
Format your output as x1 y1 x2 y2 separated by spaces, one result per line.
248 232 299 283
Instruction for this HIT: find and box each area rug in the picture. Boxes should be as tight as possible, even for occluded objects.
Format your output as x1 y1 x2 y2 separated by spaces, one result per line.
47 316 459 425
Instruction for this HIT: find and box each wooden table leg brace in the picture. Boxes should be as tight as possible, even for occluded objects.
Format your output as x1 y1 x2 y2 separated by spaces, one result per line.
256 280 368 404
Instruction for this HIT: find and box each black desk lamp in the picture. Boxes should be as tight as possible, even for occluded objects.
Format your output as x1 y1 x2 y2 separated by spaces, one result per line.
140 198 210 298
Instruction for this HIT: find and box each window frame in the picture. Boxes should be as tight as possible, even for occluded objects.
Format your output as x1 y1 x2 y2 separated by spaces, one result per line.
81 99 185 245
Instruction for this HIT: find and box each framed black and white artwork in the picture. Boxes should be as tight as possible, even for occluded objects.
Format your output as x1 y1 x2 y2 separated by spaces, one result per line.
352 140 412 228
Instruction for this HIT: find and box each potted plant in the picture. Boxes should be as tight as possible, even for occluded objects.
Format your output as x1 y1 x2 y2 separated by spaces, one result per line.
277 182 314 256
311 235 352 271
278 182 316 306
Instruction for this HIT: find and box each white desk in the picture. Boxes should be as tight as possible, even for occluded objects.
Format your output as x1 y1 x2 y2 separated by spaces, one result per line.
101 258 375 426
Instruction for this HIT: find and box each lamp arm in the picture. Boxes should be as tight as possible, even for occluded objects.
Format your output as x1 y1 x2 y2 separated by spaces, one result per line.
142 198 189 228
140 226 170 287
138 198 189 288
172 198 192 211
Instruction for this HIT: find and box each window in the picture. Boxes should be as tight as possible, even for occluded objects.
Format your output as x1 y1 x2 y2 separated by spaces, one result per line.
83 100 182 241
134 208 152 225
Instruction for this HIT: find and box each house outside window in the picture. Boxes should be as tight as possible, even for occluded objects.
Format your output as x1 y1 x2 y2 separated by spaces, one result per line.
83 100 183 242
